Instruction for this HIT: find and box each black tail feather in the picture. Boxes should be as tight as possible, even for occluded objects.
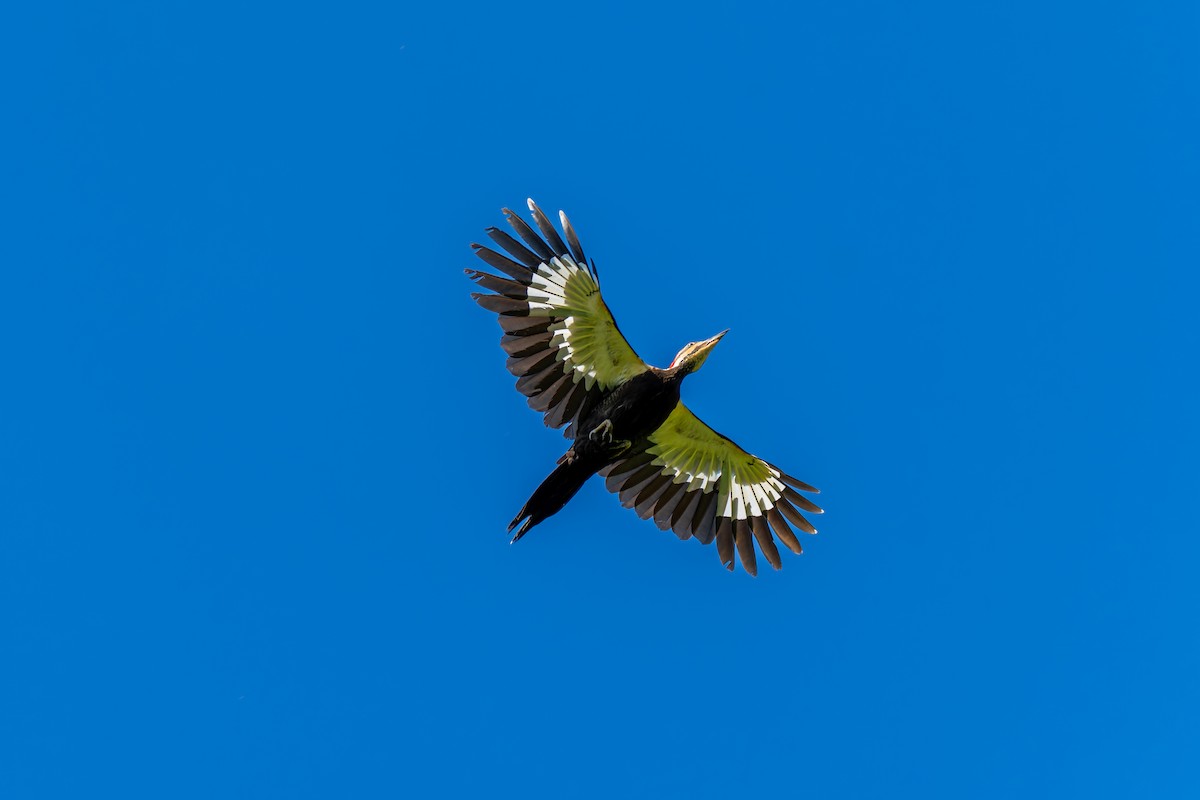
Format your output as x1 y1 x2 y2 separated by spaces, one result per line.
508 452 602 542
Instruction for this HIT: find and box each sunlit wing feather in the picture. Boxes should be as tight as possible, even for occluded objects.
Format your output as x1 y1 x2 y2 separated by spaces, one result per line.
467 199 648 438
599 403 822 575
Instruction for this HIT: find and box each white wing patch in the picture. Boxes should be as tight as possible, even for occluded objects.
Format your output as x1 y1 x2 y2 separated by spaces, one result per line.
523 255 646 392
712 468 785 520
470 199 652 440
525 256 583 309
644 457 785 521
645 405 791 521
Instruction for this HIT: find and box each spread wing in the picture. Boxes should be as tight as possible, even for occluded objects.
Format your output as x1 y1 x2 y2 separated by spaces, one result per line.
467 199 648 438
599 403 822 575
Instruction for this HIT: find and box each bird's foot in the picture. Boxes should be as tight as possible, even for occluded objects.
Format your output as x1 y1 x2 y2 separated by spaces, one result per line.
590 420 630 454
590 419 614 445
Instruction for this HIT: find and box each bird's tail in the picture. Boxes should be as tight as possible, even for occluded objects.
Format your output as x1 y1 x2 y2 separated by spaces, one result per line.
508 451 602 543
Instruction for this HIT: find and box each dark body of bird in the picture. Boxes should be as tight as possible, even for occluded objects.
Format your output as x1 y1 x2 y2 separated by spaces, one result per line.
467 199 822 574
578 368 684 453
510 367 687 540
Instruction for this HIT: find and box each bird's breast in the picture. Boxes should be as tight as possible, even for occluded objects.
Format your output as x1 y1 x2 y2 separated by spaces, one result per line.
578 376 681 446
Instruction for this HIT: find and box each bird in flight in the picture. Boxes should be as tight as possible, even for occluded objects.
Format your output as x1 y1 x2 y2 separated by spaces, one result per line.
467 200 822 574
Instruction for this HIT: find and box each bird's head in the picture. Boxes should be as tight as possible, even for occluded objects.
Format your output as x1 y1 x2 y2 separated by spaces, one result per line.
669 330 728 374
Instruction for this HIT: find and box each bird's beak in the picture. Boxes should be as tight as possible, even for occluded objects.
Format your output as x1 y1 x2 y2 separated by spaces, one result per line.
694 329 728 359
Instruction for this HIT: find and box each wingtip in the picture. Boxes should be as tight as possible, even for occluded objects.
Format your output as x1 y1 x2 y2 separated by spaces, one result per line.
526 197 537 211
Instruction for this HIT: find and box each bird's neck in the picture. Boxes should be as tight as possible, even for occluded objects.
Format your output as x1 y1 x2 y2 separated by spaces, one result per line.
662 362 692 382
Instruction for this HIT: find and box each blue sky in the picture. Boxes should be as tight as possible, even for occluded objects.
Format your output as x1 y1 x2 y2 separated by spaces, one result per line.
3 1 1198 797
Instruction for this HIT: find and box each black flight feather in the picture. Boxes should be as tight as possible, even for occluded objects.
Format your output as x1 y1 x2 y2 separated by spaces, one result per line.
466 269 526 299
559 210 587 271
766 508 803 555
750 515 782 570
782 485 824 514
692 490 719 545
500 330 553 357
485 227 542 269
670 489 703 540
506 348 558 377
503 209 556 263
780 472 820 494
634 476 676 518
472 293 528 315
471 243 533 281
527 200 569 257
776 499 817 534
734 519 757 576
716 517 735 570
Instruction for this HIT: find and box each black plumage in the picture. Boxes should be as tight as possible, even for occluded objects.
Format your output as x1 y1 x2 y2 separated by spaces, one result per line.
467 199 823 573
